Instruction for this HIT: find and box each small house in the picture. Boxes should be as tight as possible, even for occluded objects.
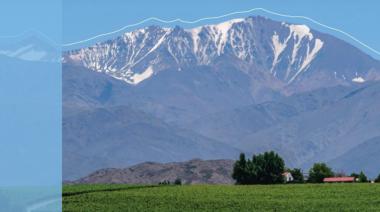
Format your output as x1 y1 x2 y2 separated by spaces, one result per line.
282 172 294 182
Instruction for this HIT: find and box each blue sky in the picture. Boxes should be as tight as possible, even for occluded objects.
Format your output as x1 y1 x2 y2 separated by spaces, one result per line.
0 0 61 41
63 0 380 58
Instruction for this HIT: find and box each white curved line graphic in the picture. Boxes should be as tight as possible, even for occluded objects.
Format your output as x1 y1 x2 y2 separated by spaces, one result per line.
0 29 61 47
61 8 380 56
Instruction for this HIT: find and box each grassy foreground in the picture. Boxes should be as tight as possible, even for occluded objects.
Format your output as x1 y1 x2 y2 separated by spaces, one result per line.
63 183 380 211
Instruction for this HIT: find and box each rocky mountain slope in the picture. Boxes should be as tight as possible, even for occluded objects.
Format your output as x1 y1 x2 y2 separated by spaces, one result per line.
73 159 235 185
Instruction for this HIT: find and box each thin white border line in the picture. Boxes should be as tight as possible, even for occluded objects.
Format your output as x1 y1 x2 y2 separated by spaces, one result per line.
0 29 61 47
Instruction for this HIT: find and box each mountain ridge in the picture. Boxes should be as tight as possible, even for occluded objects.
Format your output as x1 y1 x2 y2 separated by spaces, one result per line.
63 16 380 94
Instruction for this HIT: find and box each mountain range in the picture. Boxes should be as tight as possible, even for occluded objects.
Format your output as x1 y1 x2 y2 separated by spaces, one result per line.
62 16 380 180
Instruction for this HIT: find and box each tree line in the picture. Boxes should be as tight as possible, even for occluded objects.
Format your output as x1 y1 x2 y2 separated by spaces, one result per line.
232 151 380 184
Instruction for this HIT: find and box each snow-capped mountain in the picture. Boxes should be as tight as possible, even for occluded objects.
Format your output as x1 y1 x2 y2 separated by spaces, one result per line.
63 16 380 180
64 16 380 93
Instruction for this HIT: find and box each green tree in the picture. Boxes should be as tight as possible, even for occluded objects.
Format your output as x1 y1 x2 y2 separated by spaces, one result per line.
232 151 285 184
308 163 334 183
289 168 304 183
358 171 368 183
350 172 360 179
174 178 182 185
251 151 285 184
375 174 380 183
232 153 249 184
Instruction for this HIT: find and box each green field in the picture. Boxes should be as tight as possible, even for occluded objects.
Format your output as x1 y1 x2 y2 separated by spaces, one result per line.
63 184 380 211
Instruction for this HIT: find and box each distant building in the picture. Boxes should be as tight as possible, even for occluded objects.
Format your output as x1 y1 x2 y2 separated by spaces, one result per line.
323 177 355 183
283 172 294 183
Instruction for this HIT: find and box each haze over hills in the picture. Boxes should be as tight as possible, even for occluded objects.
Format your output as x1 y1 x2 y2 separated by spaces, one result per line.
329 136 380 178
63 16 380 180
238 82 380 169
63 65 241 180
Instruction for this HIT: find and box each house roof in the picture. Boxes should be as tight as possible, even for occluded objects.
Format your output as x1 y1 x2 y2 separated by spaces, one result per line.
323 177 355 182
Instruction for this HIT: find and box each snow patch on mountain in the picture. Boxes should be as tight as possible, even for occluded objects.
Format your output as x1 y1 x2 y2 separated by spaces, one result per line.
268 23 324 83
271 32 291 73
288 24 313 41
211 18 244 55
301 39 324 70
189 27 202 53
130 29 171 67
289 38 324 83
187 18 244 55
352 76 365 83
130 66 154 84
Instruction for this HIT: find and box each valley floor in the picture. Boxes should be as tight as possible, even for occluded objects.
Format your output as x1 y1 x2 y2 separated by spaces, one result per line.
63 183 380 211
